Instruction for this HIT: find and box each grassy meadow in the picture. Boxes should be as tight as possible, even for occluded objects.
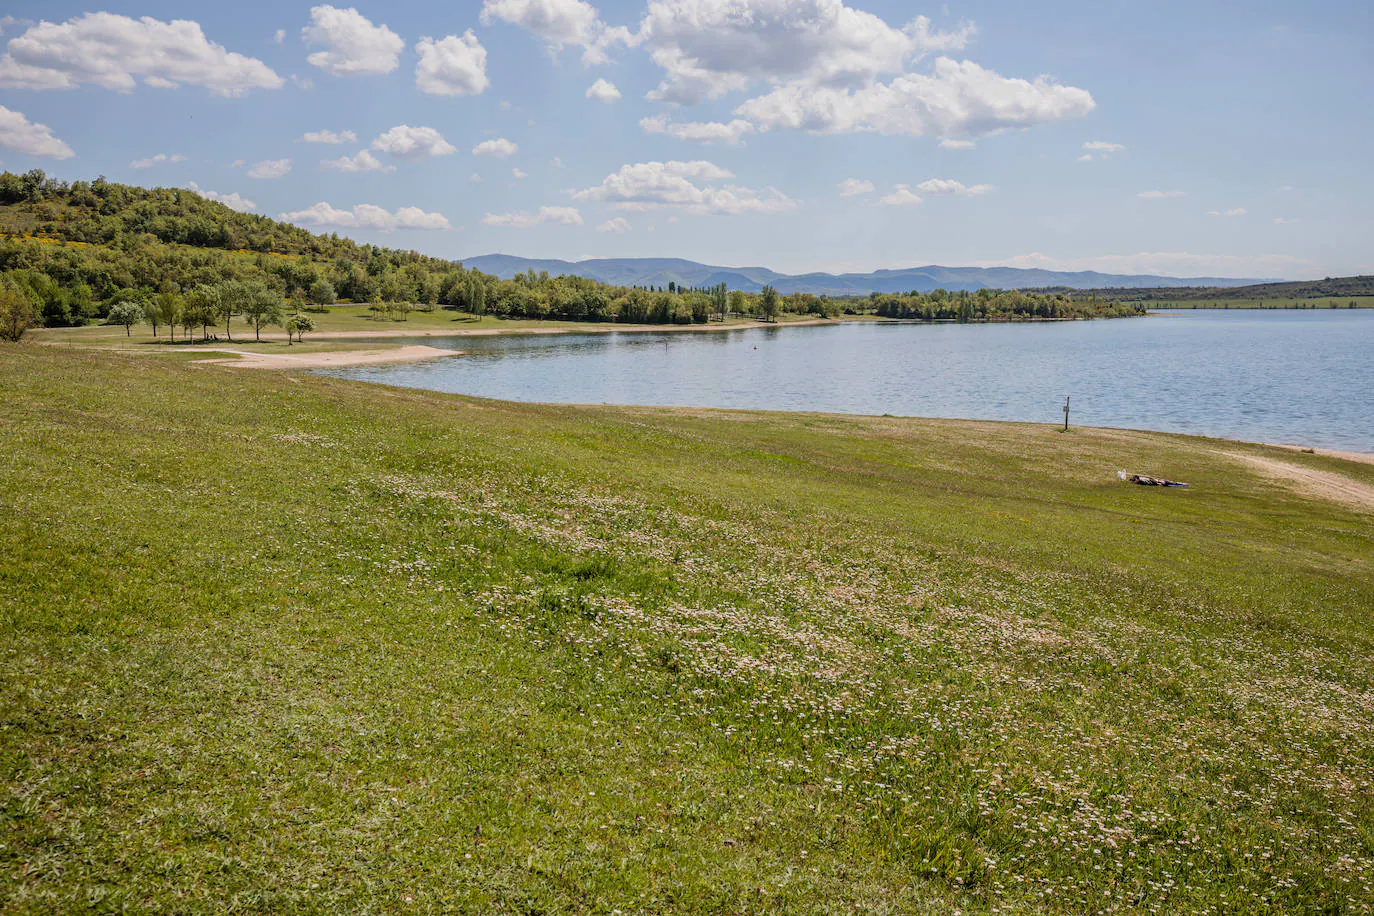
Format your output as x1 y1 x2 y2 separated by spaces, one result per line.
2 345 1373 913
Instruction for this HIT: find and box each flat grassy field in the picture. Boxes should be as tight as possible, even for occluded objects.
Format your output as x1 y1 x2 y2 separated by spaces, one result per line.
1 345 1372 914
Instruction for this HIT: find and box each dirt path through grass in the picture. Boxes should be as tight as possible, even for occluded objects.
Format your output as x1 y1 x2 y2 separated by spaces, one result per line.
1218 450 1374 512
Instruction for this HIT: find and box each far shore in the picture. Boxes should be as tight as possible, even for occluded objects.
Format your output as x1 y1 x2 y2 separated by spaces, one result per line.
243 316 840 341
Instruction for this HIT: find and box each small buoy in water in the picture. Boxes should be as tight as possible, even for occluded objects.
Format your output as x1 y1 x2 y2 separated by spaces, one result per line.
753 345 757 350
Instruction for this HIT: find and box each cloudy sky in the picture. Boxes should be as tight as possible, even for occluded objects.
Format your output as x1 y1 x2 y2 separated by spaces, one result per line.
0 0 1369 279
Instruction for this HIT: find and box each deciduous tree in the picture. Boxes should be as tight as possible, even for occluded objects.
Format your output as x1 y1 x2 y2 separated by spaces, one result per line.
108 301 143 337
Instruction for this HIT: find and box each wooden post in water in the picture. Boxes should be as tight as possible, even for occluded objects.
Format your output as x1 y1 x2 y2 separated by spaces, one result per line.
1063 396 1071 432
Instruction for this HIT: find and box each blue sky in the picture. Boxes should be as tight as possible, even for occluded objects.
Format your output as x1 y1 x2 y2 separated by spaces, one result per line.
0 0 1370 279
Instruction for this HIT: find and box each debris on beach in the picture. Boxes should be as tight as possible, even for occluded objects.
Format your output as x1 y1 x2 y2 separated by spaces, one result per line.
1118 470 1189 487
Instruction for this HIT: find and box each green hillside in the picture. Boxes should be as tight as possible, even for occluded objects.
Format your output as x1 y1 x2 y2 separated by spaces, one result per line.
2 345 1371 912
1061 275 1374 304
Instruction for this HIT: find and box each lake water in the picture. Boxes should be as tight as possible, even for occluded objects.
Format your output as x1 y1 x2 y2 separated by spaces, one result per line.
324 310 1374 453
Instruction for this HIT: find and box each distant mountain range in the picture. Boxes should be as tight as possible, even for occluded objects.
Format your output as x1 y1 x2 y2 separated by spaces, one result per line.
462 255 1265 295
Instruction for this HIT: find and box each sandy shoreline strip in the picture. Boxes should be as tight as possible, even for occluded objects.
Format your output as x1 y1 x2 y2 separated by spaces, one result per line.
183 345 456 369
1262 443 1374 466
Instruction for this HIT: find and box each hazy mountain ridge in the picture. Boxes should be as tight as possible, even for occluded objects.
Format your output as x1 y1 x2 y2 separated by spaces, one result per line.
464 255 1264 294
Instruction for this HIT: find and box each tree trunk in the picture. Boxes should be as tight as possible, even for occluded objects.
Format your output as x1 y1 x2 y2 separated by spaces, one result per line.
125 325 130 336
225 315 232 342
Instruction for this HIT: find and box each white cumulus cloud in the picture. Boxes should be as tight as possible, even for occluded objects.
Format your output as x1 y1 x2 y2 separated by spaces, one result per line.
640 114 754 144
0 105 74 158
1083 140 1124 153
301 129 357 144
637 1 973 104
838 178 874 197
187 182 256 213
248 158 292 179
280 201 452 231
586 77 621 102
736 58 1094 137
323 149 395 172
573 159 796 215
1206 208 1247 217
915 178 992 196
878 184 923 206
415 32 489 96
482 205 584 227
473 137 518 157
130 153 185 169
940 138 975 150
598 216 631 233
480 0 628 65
371 125 457 160
0 12 283 95
302 5 404 76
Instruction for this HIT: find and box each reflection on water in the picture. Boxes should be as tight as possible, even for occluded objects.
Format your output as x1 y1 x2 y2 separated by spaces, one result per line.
322 310 1374 452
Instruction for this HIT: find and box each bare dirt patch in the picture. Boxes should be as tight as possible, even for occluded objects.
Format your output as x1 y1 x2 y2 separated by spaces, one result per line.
1219 451 1374 513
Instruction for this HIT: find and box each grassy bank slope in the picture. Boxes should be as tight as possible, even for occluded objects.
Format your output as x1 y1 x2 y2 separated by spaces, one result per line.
1 347 1372 914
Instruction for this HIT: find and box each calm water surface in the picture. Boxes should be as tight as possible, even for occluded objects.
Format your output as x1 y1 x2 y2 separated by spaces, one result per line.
325 310 1374 452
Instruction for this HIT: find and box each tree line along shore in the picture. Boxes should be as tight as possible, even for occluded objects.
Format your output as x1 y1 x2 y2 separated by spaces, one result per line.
1 170 1142 342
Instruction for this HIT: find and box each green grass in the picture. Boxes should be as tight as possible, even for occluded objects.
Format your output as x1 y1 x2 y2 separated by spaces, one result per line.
2 345 1372 914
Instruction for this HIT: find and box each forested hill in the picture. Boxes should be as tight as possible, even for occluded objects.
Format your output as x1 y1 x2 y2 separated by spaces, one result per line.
0 170 1140 330
1058 275 1374 303
0 169 461 294
463 254 1265 295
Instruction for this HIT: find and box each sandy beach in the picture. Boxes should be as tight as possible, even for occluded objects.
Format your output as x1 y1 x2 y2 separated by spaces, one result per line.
183 345 456 369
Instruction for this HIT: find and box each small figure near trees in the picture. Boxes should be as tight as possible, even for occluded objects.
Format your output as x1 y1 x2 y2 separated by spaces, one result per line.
107 301 143 337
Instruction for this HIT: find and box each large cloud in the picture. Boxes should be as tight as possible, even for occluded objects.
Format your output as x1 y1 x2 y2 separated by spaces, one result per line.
637 0 972 104
302 5 404 76
629 1 1092 141
0 105 74 158
735 58 1095 137
279 202 452 232
573 160 797 215
371 125 457 160
415 32 489 96
0 12 283 95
